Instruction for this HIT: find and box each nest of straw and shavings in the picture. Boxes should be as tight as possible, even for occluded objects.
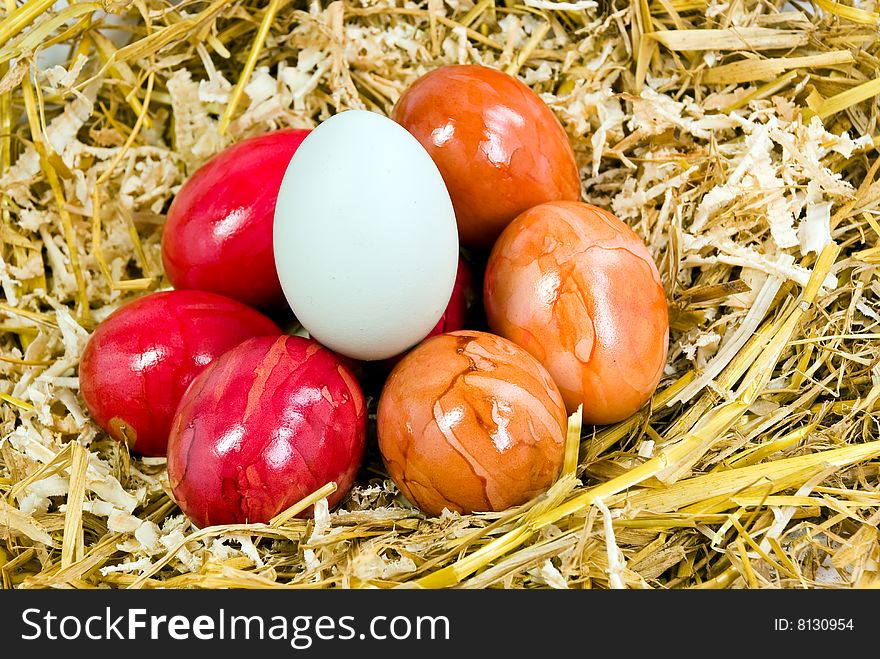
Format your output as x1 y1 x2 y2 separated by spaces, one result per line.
1 0 880 590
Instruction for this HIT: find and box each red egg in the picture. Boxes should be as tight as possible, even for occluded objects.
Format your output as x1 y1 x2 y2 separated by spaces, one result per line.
392 65 581 248
484 201 669 425
377 330 567 516
79 290 281 456
162 129 310 310
167 335 367 527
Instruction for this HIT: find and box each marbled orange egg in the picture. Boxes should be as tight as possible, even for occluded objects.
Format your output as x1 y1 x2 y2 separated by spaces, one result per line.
377 330 567 516
484 201 669 425
392 65 581 248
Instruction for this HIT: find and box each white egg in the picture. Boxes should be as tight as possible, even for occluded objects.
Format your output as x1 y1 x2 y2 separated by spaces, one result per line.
273 110 459 361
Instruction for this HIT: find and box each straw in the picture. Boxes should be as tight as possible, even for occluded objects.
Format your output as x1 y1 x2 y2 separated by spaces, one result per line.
1 0 879 591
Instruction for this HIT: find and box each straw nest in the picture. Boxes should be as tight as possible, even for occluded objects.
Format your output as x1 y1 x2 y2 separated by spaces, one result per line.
2 0 880 590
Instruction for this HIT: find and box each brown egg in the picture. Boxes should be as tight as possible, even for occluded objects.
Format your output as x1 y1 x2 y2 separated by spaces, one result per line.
377 330 567 516
484 201 669 425
392 65 581 248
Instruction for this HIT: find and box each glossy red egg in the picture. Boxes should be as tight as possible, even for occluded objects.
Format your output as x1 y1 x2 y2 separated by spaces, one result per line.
377 330 567 516
484 201 669 425
79 290 281 456
167 335 367 527
392 65 581 247
162 129 310 310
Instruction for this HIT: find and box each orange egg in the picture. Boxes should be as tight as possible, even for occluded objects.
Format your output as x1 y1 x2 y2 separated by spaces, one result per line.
377 330 567 516
484 201 669 425
392 65 581 248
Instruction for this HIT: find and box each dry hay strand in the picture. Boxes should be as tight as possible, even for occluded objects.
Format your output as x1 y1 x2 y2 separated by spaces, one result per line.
2 0 880 590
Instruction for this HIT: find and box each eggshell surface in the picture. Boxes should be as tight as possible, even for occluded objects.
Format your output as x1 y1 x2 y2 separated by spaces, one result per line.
377 330 567 516
273 111 459 361
484 201 669 425
79 290 282 457
392 65 581 247
162 129 311 311
167 335 367 528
